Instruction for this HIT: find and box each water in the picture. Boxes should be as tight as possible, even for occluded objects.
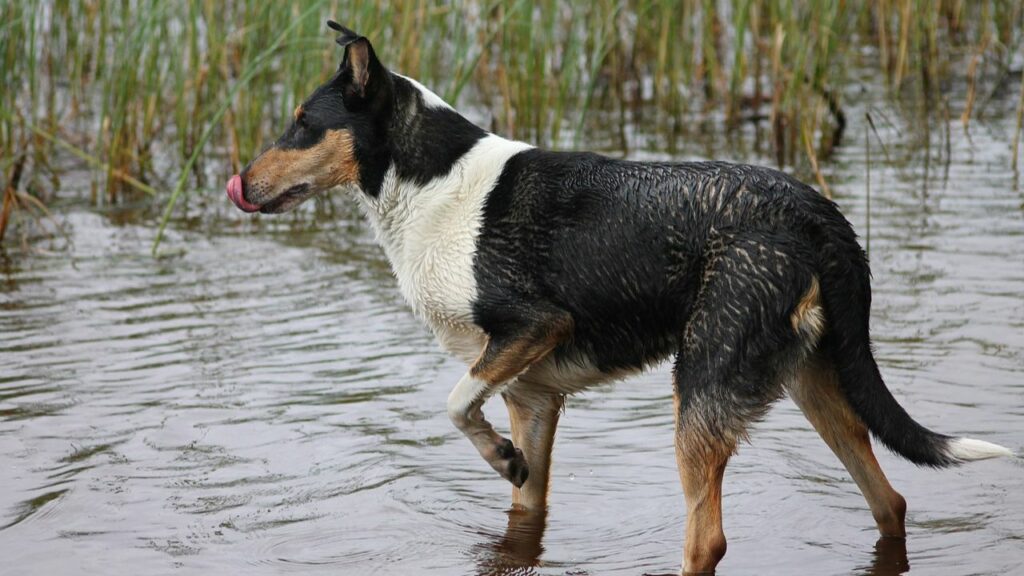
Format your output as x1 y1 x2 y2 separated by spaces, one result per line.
2 90 1023 574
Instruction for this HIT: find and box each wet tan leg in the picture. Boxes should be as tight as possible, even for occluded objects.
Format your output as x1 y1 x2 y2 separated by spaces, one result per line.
789 357 907 537
473 505 548 573
674 394 732 574
447 313 572 487
503 388 563 511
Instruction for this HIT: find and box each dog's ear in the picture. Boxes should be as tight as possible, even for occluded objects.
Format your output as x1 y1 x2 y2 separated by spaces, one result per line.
327 20 360 45
328 21 388 110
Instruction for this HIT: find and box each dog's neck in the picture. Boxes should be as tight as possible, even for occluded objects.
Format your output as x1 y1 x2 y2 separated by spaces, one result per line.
348 77 532 326
354 74 531 251
356 133 531 259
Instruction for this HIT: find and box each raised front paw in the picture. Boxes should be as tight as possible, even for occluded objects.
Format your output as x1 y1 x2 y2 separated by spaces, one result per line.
491 438 529 487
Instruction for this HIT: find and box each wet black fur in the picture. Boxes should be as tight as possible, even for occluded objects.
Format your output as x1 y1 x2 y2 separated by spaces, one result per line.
473 153 951 464
257 24 955 468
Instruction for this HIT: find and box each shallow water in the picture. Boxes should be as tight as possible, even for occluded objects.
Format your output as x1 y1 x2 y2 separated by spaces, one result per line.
3 87 1024 574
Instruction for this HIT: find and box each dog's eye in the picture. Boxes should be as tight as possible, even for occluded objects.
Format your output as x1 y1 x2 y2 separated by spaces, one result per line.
296 113 308 129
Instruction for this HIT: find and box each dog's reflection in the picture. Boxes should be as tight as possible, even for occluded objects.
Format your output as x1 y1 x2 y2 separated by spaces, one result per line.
859 537 909 576
473 506 547 576
471 510 910 576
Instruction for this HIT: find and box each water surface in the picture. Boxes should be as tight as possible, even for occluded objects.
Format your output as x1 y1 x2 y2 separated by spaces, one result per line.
1 84 1023 575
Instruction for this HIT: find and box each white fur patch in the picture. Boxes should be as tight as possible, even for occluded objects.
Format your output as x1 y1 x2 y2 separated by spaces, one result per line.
945 437 1014 462
446 372 489 427
434 323 486 366
357 134 532 355
521 356 634 394
396 73 453 110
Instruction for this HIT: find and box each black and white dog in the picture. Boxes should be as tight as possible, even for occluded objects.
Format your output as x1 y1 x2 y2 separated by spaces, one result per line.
226 22 1012 574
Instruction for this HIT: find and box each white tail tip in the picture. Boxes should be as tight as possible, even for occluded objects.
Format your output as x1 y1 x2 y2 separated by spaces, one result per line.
946 438 1015 462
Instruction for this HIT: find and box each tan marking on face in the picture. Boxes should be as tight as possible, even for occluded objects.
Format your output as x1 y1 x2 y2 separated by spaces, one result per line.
293 105 303 121
791 276 824 336
244 129 359 205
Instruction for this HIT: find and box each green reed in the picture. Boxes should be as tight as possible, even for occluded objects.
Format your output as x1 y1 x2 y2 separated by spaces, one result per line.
1 0 1021 246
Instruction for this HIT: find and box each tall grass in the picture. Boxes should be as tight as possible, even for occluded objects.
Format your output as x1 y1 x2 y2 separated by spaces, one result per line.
1 0 1022 246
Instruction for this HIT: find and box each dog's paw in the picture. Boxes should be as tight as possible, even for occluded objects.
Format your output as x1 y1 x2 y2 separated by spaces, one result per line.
506 448 529 487
492 438 529 487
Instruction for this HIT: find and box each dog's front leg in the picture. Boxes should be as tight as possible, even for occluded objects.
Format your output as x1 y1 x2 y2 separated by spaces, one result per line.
448 371 530 486
504 387 563 511
447 313 573 488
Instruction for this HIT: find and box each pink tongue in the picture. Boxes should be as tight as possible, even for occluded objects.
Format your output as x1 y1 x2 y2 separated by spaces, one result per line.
226 174 261 213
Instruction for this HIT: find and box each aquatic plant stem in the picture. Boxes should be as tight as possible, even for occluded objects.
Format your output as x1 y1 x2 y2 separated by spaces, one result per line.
28 124 157 196
865 119 871 260
1013 68 1024 172
151 0 328 256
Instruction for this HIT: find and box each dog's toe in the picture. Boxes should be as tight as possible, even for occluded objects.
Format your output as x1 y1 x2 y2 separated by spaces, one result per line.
496 437 517 460
506 447 529 488
489 441 529 487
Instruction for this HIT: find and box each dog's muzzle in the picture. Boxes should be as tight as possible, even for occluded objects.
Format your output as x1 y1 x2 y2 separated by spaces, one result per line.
226 174 261 213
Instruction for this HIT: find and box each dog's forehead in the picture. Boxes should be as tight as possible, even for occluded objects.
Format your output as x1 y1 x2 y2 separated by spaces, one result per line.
301 80 348 119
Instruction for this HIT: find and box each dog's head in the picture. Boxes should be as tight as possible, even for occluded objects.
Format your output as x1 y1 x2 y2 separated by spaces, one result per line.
227 22 391 214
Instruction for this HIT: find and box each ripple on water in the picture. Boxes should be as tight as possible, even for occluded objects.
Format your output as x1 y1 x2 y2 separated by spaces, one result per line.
2 90 1024 576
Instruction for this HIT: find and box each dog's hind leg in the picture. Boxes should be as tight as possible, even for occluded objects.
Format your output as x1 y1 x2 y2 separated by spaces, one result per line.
673 233 814 573
502 387 563 512
673 386 735 575
448 310 573 488
674 349 781 574
789 355 907 537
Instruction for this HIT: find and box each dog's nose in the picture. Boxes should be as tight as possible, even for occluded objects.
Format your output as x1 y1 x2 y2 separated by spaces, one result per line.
226 174 261 213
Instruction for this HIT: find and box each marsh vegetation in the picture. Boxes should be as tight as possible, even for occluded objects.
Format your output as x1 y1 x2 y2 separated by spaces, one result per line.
2 3 1023 575
1 0 1022 247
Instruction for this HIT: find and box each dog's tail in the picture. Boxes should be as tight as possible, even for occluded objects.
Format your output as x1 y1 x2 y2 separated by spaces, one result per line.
813 217 1013 467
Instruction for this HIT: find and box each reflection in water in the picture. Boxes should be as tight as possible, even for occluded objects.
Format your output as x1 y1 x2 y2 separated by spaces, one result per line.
0 489 69 531
1 77 1023 576
473 507 547 576
860 537 910 576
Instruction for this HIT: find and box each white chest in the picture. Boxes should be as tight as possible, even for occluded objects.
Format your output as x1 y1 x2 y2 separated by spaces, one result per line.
375 178 480 327
358 135 532 352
